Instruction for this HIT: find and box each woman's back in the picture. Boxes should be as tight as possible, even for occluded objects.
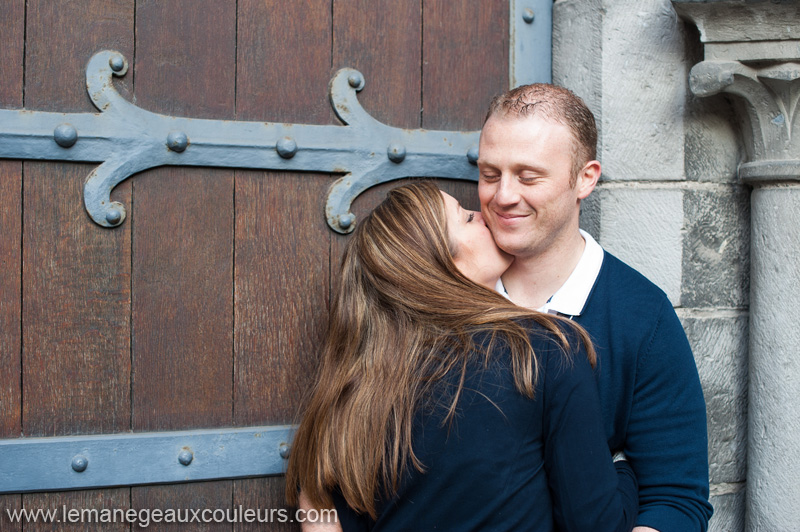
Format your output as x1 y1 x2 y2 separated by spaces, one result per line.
332 324 638 532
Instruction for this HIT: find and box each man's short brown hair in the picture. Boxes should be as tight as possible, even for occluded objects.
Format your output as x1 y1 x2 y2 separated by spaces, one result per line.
485 84 598 184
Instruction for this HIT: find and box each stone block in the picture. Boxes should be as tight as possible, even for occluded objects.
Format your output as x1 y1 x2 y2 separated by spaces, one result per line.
708 486 745 532
682 187 750 308
578 192 601 239
681 314 748 483
684 92 742 183
592 187 683 305
673 2 800 43
553 0 603 120
555 0 689 181
600 0 688 181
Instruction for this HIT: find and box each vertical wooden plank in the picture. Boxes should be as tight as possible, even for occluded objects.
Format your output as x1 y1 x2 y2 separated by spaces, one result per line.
329 0 424 263
233 1 332 529
423 0 508 130
423 0 509 208
0 1 24 529
333 0 422 129
131 0 235 528
21 0 134 529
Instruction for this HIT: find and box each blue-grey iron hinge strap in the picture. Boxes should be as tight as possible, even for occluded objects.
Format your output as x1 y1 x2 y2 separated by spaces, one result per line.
0 51 480 234
0 425 294 494
510 0 553 87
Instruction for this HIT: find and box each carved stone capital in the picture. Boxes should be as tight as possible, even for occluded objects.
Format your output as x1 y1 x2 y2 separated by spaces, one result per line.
674 0 800 183
689 60 800 182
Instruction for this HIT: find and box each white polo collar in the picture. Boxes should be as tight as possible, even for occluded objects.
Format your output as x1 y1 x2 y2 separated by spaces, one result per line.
495 230 604 317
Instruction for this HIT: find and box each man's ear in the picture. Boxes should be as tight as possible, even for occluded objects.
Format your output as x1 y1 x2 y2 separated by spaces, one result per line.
576 160 601 200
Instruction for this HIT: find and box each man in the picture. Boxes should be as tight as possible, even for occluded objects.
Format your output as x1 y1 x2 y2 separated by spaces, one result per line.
477 84 713 532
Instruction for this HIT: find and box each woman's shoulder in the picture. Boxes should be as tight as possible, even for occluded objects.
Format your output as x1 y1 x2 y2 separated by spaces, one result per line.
516 315 586 348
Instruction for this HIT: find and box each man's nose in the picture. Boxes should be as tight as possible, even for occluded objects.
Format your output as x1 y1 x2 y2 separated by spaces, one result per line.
493 176 520 206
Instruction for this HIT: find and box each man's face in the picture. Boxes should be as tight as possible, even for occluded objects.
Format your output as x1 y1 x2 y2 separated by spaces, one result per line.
477 114 591 260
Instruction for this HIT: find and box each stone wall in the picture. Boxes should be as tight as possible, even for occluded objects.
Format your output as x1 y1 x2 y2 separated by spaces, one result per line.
554 0 749 529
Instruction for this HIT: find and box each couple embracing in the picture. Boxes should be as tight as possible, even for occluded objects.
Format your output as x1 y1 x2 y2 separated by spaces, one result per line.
287 84 712 532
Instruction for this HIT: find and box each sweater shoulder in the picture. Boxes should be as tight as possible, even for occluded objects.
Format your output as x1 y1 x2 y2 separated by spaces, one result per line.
590 252 672 313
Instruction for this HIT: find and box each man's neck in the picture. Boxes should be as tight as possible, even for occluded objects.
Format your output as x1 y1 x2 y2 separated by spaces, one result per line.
501 231 587 310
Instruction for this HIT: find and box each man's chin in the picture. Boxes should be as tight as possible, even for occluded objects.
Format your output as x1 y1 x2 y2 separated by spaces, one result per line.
493 238 527 258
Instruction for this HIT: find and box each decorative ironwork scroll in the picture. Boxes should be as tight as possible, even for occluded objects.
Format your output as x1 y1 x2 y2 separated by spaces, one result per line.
0 50 480 233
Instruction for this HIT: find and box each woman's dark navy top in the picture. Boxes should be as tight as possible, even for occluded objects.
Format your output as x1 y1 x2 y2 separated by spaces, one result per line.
332 325 638 531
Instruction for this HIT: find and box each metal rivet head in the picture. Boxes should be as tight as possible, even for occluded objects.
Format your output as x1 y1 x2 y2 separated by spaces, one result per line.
522 8 535 23
276 137 298 159
71 455 88 473
279 443 291 459
109 55 125 72
54 124 78 148
387 144 406 163
106 208 122 225
467 146 479 165
178 449 193 466
348 72 364 89
167 131 188 152
339 213 355 230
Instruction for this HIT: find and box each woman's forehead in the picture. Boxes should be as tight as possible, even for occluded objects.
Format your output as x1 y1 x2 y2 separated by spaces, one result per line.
439 190 459 211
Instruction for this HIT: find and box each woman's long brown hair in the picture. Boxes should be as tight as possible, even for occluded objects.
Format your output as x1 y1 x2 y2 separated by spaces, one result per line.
285 181 595 517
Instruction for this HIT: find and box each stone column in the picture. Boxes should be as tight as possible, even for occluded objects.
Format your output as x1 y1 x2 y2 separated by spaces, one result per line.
674 2 800 530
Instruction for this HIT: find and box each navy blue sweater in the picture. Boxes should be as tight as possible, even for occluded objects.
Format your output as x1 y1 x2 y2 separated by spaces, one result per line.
573 252 713 531
332 324 639 531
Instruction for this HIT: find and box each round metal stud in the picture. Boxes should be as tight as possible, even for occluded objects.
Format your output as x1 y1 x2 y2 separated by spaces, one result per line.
276 137 298 159
167 131 189 153
54 124 78 148
279 443 291 459
348 72 364 89
467 146 479 165
71 455 88 473
178 449 193 466
387 143 406 163
339 213 355 230
522 8 535 23
106 208 122 225
109 55 125 72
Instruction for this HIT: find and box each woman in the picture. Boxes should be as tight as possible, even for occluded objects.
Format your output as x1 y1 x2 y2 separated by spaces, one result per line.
286 182 638 531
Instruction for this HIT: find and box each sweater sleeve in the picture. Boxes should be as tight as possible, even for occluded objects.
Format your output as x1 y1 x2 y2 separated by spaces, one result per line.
543 338 639 532
625 298 713 532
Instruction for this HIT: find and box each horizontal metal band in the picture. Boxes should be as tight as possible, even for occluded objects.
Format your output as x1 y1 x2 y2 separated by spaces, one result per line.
0 425 294 494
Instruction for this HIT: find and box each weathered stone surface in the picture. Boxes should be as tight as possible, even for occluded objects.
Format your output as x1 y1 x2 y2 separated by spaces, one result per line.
673 2 800 43
553 0 603 128
705 40 800 62
682 187 750 308
708 486 746 532
578 191 601 240
601 0 687 181
684 92 742 183
554 0 688 181
681 314 748 483
747 185 800 532
592 187 684 305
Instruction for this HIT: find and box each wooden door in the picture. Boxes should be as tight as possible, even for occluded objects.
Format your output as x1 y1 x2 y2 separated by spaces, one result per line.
0 1 508 529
